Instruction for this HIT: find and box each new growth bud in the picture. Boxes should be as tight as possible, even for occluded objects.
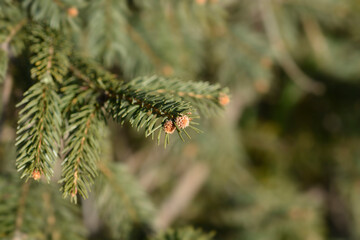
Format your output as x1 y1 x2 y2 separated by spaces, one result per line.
67 7 79 17
218 93 230 106
32 170 41 180
163 120 176 134
175 115 190 129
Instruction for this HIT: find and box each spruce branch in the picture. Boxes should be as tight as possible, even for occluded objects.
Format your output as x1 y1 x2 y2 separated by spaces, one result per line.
16 82 61 181
69 57 201 145
29 24 70 83
60 103 105 203
128 76 230 116
105 85 194 141
60 76 98 118
13 29 229 202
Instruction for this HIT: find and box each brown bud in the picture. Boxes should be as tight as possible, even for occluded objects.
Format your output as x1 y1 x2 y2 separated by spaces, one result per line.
196 0 207 5
175 115 190 129
67 7 79 17
218 93 230 106
32 170 41 180
163 120 176 134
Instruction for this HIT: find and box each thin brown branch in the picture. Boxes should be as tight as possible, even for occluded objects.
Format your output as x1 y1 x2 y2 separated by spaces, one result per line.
0 19 26 129
1 19 26 49
301 14 330 63
153 162 209 230
0 18 24 138
0 73 13 138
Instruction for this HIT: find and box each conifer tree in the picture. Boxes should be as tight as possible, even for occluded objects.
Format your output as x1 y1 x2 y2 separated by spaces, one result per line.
1 0 360 239
1 0 228 239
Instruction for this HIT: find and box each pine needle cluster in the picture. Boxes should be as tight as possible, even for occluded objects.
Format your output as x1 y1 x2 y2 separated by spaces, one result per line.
1 1 228 205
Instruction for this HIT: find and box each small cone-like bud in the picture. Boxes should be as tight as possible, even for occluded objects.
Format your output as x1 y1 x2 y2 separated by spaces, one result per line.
163 120 176 134
218 93 230 106
196 0 207 5
175 115 190 129
67 7 79 17
32 170 41 180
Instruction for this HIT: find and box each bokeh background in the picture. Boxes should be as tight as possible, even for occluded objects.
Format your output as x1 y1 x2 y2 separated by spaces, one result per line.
1 0 360 239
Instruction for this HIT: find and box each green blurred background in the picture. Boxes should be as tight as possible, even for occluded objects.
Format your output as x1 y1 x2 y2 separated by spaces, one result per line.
135 1 360 239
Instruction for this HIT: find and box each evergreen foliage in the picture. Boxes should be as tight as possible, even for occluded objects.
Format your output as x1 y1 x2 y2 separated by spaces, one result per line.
6 13 227 203
1 0 360 239
0 174 86 240
60 103 105 202
16 82 61 182
128 76 228 116
29 24 70 84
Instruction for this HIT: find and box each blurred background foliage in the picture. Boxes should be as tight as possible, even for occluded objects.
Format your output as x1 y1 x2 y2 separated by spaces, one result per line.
1 0 360 239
